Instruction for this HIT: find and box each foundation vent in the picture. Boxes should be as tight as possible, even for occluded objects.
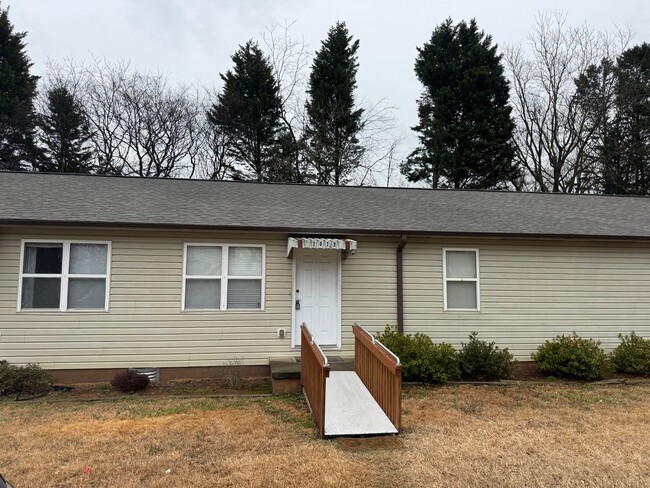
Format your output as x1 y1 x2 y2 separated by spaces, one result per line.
133 367 160 383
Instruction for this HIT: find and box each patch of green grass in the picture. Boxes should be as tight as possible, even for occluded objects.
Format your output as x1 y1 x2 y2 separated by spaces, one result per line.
147 444 161 456
448 399 485 416
92 383 113 393
558 387 628 407
193 387 214 395
168 381 195 395
128 398 229 418
255 396 314 430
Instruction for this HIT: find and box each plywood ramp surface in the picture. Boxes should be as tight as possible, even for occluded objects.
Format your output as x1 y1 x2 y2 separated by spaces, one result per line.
324 371 398 437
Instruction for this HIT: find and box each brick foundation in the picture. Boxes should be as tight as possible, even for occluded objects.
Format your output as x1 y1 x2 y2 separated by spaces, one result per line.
50 365 271 384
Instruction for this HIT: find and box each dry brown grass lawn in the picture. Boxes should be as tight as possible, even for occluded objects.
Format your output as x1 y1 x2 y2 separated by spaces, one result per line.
1 384 649 487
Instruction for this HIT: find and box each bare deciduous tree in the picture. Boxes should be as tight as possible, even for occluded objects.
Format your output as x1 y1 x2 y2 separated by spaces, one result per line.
354 98 405 186
262 20 310 134
262 20 311 182
505 11 632 192
117 73 202 177
194 89 235 181
45 58 203 178
47 58 129 174
44 23 405 186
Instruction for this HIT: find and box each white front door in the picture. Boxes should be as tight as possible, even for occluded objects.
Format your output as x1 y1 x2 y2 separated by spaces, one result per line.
293 249 340 348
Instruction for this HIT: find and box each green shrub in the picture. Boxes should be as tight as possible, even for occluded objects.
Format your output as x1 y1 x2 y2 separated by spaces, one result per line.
375 326 460 383
111 369 150 393
13 364 54 398
458 332 514 380
611 332 650 374
532 333 611 380
0 360 13 396
0 360 54 399
374 326 409 360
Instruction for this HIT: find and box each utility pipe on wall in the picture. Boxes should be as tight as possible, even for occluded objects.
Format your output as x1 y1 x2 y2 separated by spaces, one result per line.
396 235 407 334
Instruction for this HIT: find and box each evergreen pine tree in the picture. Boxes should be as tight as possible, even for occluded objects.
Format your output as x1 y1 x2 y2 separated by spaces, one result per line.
35 86 94 173
575 58 623 194
401 18 517 189
577 44 650 195
207 41 285 182
613 43 650 194
304 21 364 185
0 4 39 170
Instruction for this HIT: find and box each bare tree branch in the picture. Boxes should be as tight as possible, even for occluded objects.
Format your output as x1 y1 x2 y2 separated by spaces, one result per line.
46 58 206 178
505 11 633 192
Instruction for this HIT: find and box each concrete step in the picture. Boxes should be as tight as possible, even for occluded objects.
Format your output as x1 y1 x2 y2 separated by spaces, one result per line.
270 356 355 395
270 356 355 379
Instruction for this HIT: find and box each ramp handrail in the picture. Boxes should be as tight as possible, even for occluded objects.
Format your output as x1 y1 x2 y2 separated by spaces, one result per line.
352 323 402 431
300 323 330 438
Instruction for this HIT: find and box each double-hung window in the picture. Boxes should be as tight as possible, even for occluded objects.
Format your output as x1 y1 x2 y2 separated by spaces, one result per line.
443 249 480 311
19 241 111 311
183 244 265 311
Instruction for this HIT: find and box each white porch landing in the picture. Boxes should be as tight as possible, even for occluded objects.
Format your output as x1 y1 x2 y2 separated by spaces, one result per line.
324 371 398 437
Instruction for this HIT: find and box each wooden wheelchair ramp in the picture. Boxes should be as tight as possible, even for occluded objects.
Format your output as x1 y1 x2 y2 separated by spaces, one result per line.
300 323 402 438
325 371 397 436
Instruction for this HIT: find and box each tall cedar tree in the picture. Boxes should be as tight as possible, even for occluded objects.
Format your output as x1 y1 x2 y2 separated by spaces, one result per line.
304 21 364 185
208 41 285 182
0 4 39 170
575 58 623 194
36 86 94 173
401 18 517 189
610 44 650 194
576 44 650 194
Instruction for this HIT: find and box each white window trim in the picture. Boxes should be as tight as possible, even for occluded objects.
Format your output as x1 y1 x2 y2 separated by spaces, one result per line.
181 243 266 312
442 248 481 312
17 239 112 312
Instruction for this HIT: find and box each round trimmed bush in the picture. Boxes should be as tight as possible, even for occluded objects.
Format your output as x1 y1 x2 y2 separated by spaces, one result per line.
12 363 54 397
111 369 150 393
0 360 54 399
611 332 650 374
458 332 514 381
532 333 610 381
375 326 460 383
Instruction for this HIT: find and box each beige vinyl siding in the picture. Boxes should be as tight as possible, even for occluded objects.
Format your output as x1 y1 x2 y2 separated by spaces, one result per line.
0 227 294 369
3 227 650 367
402 237 650 358
341 237 397 350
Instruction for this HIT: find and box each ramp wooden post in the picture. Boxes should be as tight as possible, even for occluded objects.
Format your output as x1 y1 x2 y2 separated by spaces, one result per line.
300 323 330 438
352 323 402 431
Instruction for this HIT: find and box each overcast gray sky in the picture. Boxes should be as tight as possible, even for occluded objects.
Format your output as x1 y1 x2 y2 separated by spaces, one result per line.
9 0 650 166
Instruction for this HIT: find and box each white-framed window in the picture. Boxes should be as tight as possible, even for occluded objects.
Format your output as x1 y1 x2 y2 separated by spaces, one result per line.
18 240 111 311
443 248 480 311
182 243 265 311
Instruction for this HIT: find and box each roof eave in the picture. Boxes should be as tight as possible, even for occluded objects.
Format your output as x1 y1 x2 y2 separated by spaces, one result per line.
2 218 650 242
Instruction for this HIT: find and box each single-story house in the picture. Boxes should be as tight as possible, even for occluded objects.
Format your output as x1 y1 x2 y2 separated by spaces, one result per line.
1 172 650 382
